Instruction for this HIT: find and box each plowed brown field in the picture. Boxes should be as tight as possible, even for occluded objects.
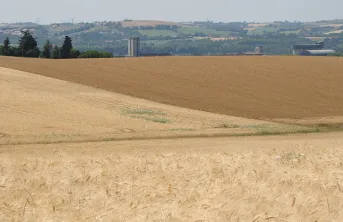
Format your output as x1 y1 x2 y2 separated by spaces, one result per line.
1 56 343 119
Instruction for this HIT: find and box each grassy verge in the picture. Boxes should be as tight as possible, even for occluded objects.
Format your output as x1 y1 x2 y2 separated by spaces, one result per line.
133 116 170 124
1 123 334 147
122 108 167 116
122 108 170 124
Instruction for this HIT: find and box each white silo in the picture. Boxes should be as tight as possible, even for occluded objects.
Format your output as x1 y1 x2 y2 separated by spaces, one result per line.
128 37 140 57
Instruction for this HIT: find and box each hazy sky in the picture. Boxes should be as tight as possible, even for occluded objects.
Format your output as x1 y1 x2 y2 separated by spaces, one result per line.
2 0 342 24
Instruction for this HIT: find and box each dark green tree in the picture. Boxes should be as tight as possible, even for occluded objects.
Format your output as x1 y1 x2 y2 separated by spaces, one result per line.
60 36 73 58
42 40 52 58
52 45 60 59
79 50 113 58
18 30 40 57
69 48 81 58
2 37 12 56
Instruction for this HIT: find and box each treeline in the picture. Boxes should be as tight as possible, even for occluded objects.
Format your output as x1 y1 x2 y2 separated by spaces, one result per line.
207 22 248 33
329 52 343 56
0 30 113 59
71 34 313 56
0 31 41 57
138 34 313 55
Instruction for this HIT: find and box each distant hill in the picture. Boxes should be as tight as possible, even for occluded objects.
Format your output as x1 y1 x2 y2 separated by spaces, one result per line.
1 19 342 40
121 20 180 27
1 19 343 55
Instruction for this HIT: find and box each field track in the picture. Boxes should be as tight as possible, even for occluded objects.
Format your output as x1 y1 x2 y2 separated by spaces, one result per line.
1 56 343 119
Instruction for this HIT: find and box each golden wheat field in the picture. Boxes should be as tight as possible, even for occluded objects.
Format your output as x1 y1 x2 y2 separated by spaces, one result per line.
1 56 343 221
2 133 343 221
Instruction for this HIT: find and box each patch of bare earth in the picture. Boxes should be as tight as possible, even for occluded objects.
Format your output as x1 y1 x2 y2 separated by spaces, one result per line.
1 56 343 119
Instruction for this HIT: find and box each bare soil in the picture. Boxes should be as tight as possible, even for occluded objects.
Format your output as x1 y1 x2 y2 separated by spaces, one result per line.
0 56 342 119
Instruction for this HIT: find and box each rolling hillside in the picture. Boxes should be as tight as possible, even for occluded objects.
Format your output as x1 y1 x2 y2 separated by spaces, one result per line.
2 67 298 145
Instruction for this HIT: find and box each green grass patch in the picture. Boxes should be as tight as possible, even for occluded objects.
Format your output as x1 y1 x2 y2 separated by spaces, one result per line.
178 27 215 35
168 128 194 132
231 122 326 136
241 124 271 129
123 108 166 116
139 30 179 37
280 29 301 35
255 129 318 136
311 123 343 132
247 27 279 36
143 40 173 45
177 27 232 37
149 118 170 124
131 116 170 124
215 123 240 129
122 108 170 124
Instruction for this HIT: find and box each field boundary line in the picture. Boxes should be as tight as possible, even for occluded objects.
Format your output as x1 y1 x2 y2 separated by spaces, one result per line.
0 129 332 147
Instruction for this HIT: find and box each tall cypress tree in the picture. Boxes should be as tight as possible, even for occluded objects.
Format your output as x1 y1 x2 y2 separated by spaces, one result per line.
60 36 73 59
18 30 40 57
52 45 61 59
2 37 11 56
42 40 52 58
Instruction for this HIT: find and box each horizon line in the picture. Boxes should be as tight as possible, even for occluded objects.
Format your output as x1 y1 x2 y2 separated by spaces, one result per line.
1 18 343 26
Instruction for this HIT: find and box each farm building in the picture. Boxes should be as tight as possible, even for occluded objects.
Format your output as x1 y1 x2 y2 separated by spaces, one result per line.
292 41 335 56
300 49 336 56
237 45 264 56
292 41 324 55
